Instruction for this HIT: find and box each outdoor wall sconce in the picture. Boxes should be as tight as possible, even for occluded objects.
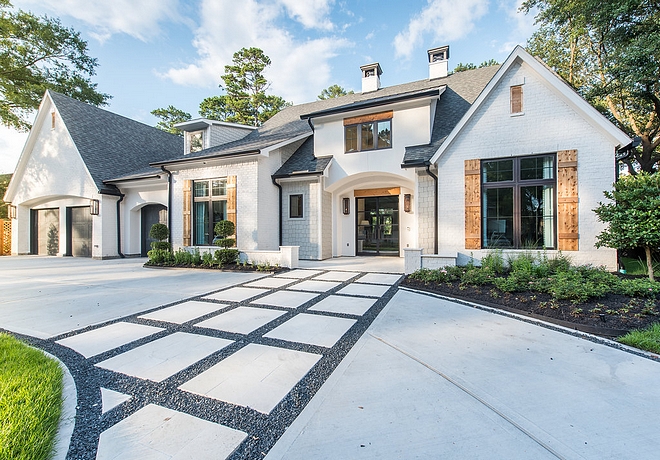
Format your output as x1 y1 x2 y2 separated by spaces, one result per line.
90 199 100 215
342 197 350 215
404 194 412 213
8 205 16 219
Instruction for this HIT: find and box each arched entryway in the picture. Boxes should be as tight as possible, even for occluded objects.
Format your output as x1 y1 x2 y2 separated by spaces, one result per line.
141 204 167 256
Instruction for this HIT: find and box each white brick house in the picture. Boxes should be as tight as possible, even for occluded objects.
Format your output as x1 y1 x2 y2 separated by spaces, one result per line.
4 46 630 269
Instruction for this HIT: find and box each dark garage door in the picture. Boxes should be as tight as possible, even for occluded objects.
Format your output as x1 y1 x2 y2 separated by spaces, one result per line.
31 208 60 255
67 207 92 257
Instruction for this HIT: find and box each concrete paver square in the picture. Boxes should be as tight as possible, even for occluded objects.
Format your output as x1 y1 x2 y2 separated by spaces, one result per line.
336 283 390 298
287 280 340 293
205 287 269 302
179 344 321 414
264 314 357 348
96 332 233 382
356 273 401 285
195 307 286 334
308 295 376 316
312 271 358 282
273 269 322 279
243 278 295 289
101 388 131 414
56 322 164 358
251 291 319 309
96 403 247 460
138 301 227 324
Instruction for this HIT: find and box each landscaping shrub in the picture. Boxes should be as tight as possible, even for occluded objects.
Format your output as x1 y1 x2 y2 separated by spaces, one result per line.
173 249 194 265
481 250 506 275
191 248 202 265
201 251 213 267
151 241 171 251
214 220 236 249
616 278 660 298
147 248 173 264
214 249 239 265
546 266 616 302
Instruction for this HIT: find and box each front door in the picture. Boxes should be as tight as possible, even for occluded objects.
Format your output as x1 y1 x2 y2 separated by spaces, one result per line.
141 204 167 256
66 206 92 257
356 196 399 256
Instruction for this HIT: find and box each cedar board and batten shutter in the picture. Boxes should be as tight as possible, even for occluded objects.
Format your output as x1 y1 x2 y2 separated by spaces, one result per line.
557 150 579 251
227 176 237 237
464 159 481 249
182 180 192 246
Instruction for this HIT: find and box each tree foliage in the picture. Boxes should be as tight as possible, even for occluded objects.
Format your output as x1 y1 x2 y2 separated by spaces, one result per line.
0 173 10 219
199 47 290 127
150 105 191 135
522 0 660 173
594 172 660 280
452 59 499 74
318 84 353 100
0 0 110 131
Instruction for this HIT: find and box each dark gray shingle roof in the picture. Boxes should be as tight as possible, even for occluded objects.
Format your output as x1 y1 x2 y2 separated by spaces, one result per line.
49 91 183 190
273 137 331 177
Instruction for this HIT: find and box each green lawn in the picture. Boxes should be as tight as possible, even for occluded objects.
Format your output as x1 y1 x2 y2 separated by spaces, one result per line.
619 323 660 354
621 256 660 276
0 334 63 460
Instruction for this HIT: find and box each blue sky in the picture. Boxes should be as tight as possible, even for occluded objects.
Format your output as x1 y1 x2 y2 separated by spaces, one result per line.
0 0 539 173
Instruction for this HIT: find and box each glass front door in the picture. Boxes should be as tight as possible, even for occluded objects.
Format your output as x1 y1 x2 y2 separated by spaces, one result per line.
356 195 399 256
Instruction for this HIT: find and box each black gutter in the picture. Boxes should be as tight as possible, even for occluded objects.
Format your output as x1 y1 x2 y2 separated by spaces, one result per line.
150 150 260 167
425 163 438 254
300 88 442 120
271 176 283 246
160 166 173 245
116 193 125 258
104 174 162 184
272 171 324 180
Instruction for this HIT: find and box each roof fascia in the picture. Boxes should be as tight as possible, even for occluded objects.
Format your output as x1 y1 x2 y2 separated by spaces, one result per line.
104 173 164 185
150 150 260 169
429 46 631 164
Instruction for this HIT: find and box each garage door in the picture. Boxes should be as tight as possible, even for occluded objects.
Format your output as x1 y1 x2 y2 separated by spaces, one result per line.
31 209 60 255
67 207 92 257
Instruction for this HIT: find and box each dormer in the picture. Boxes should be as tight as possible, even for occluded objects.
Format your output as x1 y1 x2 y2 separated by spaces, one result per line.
360 63 382 93
174 118 256 154
428 45 449 79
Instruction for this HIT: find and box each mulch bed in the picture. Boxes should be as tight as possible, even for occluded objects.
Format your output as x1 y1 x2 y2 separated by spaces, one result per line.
144 262 289 273
401 277 660 338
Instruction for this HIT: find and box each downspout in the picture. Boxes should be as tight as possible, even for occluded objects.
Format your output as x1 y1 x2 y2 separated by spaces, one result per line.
160 166 173 244
272 177 283 246
116 193 125 258
425 163 438 254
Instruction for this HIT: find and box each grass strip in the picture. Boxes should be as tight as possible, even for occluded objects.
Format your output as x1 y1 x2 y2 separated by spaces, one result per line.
0 333 63 460
619 323 660 354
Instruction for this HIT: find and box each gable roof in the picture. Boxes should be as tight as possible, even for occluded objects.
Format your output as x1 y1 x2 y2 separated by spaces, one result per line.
48 91 183 191
428 46 631 165
273 137 332 178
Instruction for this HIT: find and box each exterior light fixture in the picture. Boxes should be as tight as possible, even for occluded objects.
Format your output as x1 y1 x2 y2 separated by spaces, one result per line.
8 205 16 219
404 194 412 213
342 197 350 215
90 199 100 215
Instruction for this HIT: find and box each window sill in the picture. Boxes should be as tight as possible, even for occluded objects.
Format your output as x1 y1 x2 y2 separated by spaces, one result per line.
510 112 525 117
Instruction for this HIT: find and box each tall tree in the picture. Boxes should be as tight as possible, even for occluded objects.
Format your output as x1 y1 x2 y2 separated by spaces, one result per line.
0 0 110 131
522 0 660 173
318 84 353 100
151 106 191 135
452 60 499 74
200 47 289 127
0 173 10 219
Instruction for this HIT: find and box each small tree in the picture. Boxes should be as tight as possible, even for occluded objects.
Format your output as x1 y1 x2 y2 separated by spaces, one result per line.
149 223 170 250
594 172 660 280
214 220 235 249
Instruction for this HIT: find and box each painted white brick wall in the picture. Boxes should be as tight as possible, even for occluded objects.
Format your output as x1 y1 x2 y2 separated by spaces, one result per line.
416 170 435 253
436 61 618 268
321 189 332 259
281 180 320 260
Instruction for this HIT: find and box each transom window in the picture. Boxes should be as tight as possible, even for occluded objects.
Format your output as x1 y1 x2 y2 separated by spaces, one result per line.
193 178 227 245
482 154 556 249
344 117 392 153
188 131 204 153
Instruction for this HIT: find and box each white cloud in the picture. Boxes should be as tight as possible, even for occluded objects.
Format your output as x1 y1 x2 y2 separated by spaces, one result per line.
493 0 538 52
393 0 489 59
278 0 335 30
162 0 351 104
0 127 29 174
16 0 181 41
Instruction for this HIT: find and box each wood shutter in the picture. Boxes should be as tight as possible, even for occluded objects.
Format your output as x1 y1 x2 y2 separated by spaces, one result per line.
557 150 578 251
182 180 192 246
511 85 523 113
465 159 481 249
227 176 237 237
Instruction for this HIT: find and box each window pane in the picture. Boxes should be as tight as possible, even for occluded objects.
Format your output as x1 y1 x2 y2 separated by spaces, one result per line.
212 200 227 236
189 132 203 153
212 179 226 196
482 188 514 248
377 120 391 149
194 181 209 198
520 156 554 180
345 125 358 152
361 123 375 150
194 201 209 245
289 194 303 218
483 160 513 182
520 185 555 248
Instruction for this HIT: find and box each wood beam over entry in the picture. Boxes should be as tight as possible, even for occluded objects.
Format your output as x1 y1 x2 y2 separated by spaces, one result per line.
354 187 400 197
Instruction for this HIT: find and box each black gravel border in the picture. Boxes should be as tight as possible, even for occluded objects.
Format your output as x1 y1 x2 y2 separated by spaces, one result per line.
2 269 402 460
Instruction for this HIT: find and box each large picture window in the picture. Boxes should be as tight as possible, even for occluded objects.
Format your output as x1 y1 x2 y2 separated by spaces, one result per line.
193 178 227 245
482 155 555 249
345 119 391 152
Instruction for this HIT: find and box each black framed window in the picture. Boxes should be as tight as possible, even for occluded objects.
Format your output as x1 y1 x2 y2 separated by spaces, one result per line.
193 179 227 245
289 194 303 218
482 154 556 249
345 119 391 152
188 131 204 153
